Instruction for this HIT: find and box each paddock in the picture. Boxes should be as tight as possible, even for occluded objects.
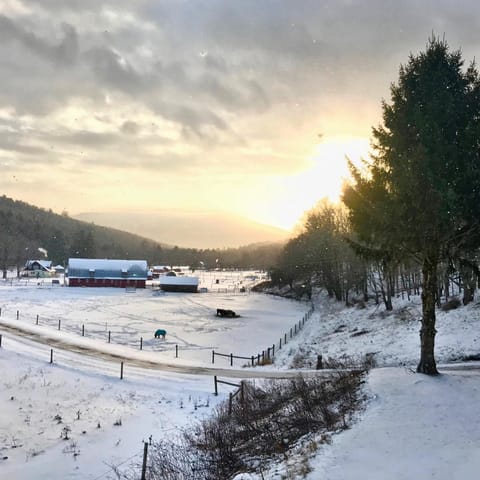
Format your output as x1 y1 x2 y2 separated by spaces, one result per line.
0 273 309 365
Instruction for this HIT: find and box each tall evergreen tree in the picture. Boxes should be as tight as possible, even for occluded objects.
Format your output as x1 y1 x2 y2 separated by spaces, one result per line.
343 37 480 374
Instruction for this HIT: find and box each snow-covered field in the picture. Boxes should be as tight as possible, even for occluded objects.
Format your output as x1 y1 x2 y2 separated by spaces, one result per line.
1 274 479 479
0 272 307 366
0 272 311 479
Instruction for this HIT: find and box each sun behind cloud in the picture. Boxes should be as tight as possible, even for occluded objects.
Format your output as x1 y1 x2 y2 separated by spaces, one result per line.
247 136 371 231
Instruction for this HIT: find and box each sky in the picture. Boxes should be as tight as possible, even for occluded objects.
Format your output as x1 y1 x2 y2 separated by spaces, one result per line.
1 1 480 231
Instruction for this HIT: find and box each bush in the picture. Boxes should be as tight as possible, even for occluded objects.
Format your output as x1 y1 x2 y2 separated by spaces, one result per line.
144 366 366 479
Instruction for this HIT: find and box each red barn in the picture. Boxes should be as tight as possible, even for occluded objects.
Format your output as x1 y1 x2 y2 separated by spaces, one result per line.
67 258 148 288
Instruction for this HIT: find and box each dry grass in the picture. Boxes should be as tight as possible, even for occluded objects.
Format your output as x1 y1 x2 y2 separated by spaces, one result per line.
129 358 369 479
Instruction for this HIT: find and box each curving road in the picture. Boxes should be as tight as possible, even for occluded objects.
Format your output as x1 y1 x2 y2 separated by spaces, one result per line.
0 320 343 379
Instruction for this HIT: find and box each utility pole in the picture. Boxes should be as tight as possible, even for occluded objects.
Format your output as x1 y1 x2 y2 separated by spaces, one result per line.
141 441 148 480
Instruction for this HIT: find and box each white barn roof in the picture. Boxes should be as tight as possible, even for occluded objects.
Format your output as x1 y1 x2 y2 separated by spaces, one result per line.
67 258 148 280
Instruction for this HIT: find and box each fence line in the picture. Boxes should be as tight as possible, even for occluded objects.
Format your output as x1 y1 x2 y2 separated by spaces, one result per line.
0 307 182 360
0 302 314 367
213 376 245 414
212 304 315 367
0 335 128 380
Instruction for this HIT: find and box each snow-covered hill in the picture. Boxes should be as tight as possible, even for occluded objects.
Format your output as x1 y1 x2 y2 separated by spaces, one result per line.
254 292 480 480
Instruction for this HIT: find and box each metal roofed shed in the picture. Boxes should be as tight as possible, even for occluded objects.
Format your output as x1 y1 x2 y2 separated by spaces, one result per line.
158 271 199 293
67 258 148 288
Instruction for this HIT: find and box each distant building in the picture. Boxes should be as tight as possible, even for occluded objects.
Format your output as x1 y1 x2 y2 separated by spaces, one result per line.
53 264 65 274
22 260 53 277
151 265 170 278
67 258 148 288
159 271 199 293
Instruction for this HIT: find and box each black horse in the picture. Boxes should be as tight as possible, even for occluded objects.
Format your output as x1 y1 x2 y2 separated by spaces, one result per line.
216 308 237 318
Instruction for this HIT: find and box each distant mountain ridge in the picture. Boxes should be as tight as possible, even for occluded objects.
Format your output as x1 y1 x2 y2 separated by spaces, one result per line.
73 210 289 249
0 196 286 272
0 195 164 268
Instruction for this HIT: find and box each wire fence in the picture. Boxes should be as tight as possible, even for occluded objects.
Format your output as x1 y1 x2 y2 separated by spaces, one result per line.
211 304 315 367
0 306 187 361
0 295 314 368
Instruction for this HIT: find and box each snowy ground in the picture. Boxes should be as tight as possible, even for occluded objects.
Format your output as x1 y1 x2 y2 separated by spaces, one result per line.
0 272 306 366
306 367 480 480
1 275 479 479
268 292 480 480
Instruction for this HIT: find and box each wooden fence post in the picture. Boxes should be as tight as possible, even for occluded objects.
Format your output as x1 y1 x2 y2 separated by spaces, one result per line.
141 441 148 480
36 314 39 325
120 362 124 379
82 324 85 337
279 337 282 349
50 349 53 364
0 334 2 347
214 376 218 396
108 331 111 343
272 343 275 357
228 392 233 415
175 344 178 358
212 350 215 364
251 355 255 366
58 319 61 330
16 310 19 320
240 381 245 406
140 337 143 350
284 333 287 344
230 353 233 366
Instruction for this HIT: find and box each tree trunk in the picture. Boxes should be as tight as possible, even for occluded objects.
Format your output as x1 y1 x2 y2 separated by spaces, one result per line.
461 266 476 306
444 273 449 302
417 257 439 374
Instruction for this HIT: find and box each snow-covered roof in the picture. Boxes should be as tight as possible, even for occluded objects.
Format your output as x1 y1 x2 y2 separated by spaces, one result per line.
67 258 148 279
159 275 199 286
25 260 52 270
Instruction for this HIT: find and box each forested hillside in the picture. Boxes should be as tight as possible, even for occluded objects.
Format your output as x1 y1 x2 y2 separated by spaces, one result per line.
0 196 283 276
0 195 164 271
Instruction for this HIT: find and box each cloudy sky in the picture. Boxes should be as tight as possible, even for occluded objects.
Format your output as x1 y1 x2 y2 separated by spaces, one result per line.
1 0 480 231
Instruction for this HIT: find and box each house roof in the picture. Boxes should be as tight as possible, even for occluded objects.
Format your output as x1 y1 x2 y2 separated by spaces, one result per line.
67 258 148 280
25 260 52 270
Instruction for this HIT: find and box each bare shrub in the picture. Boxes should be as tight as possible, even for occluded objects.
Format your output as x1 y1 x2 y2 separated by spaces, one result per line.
253 356 273 367
146 366 365 479
113 358 367 479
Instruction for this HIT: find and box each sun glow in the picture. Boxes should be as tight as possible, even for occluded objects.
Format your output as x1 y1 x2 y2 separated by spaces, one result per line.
310 136 370 198
254 136 371 231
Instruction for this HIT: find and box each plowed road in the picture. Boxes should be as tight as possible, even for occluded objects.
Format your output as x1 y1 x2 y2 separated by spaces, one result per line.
0 320 345 379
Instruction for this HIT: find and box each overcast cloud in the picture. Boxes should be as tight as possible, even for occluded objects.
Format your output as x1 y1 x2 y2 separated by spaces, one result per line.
1 1 480 229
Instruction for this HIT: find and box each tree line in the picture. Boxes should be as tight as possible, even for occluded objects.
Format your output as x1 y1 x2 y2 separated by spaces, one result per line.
271 37 480 374
0 195 282 277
